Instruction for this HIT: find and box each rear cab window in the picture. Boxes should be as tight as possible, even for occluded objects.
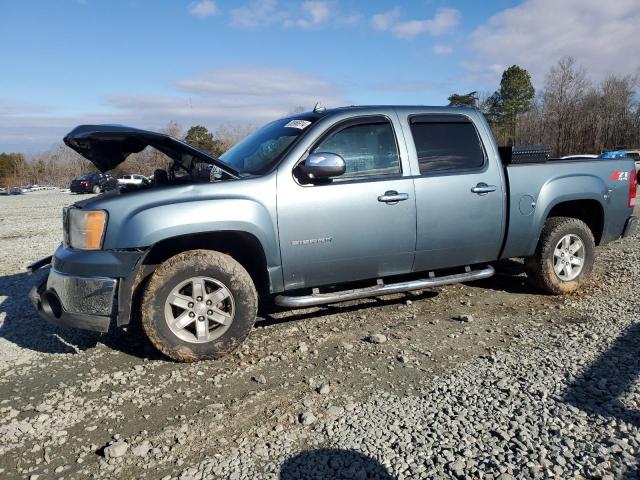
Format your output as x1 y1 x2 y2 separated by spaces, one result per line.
409 114 485 175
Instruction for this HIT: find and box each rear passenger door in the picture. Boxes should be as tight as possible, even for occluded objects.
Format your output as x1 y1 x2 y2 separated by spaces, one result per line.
402 113 505 272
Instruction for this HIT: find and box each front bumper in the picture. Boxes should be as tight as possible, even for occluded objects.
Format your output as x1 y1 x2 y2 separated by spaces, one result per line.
622 215 637 238
29 265 118 333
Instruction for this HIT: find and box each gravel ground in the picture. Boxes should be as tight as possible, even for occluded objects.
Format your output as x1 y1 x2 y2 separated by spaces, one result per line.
0 191 638 479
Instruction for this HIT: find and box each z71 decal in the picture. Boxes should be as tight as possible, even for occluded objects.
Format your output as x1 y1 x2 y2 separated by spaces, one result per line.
610 171 630 181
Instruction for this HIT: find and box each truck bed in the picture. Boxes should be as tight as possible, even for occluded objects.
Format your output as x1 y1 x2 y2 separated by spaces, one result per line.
500 158 635 259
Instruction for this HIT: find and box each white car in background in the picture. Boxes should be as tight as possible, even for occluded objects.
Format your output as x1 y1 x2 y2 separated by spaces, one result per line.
118 174 149 186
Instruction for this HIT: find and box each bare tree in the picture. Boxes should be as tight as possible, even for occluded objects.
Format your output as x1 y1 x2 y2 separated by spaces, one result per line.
213 123 256 152
541 56 591 155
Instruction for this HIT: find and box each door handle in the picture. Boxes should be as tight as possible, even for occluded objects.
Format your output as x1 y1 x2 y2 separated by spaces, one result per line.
378 191 409 203
471 183 497 195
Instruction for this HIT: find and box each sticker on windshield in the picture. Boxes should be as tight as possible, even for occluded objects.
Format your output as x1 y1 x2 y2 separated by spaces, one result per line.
284 120 312 129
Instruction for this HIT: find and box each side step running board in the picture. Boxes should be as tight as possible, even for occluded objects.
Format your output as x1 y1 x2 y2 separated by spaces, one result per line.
274 265 495 308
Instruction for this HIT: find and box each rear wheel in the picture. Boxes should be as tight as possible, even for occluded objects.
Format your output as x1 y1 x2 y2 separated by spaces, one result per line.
525 217 595 294
141 250 257 361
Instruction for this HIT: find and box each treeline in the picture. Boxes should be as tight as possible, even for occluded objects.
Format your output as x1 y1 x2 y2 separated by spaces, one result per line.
0 122 254 188
450 57 640 156
2 57 638 188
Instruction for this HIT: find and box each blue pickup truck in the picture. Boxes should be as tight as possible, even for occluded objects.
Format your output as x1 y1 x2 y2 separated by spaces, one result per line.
29 105 637 361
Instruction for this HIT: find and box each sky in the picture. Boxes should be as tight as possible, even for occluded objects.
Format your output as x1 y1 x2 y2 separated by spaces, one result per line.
1 0 639 152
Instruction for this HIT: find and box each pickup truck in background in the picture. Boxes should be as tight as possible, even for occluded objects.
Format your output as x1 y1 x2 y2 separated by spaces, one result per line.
28 106 637 361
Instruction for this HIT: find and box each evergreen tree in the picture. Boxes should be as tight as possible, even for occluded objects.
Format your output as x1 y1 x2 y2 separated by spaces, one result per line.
184 125 224 157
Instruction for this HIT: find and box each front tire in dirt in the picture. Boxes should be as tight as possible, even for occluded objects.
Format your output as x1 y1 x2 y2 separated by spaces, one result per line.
141 249 258 362
524 216 595 295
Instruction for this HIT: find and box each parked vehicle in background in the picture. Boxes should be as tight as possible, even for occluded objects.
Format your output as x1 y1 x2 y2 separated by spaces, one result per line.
621 150 640 160
599 150 628 159
28 184 55 191
30 107 637 362
620 150 640 174
118 174 149 186
69 172 118 194
560 154 598 160
9 187 24 195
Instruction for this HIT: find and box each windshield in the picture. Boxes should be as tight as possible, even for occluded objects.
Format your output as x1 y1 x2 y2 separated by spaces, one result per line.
220 117 316 174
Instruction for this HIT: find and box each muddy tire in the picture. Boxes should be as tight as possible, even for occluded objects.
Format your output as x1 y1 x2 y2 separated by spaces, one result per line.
525 216 595 295
141 249 257 362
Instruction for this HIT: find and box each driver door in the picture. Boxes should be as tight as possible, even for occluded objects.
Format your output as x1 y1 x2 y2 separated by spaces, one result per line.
276 115 417 290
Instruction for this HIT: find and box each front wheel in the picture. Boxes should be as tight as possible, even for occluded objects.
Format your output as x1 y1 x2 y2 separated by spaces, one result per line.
525 217 595 295
92 184 101 194
141 250 257 362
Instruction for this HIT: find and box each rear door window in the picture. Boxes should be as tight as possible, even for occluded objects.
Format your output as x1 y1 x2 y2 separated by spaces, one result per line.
409 115 485 174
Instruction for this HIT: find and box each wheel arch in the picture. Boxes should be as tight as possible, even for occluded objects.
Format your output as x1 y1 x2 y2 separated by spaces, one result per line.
545 199 604 244
117 230 273 327
527 173 607 255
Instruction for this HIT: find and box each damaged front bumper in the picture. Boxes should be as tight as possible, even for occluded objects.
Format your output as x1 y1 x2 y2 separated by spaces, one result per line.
28 245 146 332
29 263 118 333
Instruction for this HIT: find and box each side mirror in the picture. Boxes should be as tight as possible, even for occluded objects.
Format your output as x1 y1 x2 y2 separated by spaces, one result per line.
300 152 346 181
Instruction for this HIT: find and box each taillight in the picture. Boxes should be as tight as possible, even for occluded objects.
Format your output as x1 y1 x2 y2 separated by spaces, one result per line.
629 169 637 208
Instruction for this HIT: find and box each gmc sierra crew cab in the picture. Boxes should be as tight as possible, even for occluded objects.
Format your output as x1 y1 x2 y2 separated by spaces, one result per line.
28 105 637 361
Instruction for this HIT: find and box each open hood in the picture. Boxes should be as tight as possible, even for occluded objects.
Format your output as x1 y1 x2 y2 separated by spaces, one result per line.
63 124 239 178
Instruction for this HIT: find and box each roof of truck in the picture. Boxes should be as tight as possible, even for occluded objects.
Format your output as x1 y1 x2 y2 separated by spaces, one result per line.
289 105 479 123
319 104 476 114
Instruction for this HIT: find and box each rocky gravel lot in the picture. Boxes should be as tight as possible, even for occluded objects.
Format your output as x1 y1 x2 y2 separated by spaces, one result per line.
0 191 638 479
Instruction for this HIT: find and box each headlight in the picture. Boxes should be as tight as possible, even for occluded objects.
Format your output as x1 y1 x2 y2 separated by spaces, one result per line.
68 209 107 250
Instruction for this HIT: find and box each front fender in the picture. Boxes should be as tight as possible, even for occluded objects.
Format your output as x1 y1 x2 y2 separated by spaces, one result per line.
105 198 280 267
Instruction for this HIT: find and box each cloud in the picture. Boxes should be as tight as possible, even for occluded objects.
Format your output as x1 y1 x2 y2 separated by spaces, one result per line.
231 0 357 29
0 99 51 115
375 81 434 92
393 8 460 39
432 44 453 55
174 66 335 97
230 0 281 27
105 66 345 131
0 67 347 152
284 1 330 29
188 0 218 19
372 7 400 31
467 0 640 86
372 7 460 39
336 12 361 26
